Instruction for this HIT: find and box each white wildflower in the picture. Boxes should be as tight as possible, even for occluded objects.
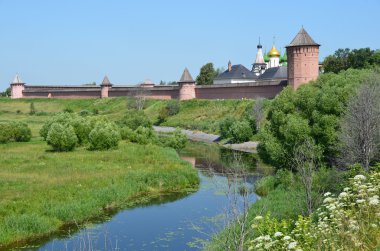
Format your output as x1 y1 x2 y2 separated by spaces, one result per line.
323 197 334 203
324 192 332 197
354 175 366 181
356 199 365 204
339 192 348 198
283 236 291 241
288 241 298 249
254 215 263 221
369 196 379 205
274 232 283 237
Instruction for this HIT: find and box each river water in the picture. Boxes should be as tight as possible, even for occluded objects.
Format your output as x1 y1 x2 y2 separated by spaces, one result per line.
23 142 260 250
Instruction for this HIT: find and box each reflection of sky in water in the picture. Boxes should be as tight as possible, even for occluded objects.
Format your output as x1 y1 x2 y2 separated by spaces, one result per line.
29 147 259 251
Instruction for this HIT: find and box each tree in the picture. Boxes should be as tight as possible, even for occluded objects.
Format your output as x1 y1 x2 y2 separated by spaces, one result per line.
322 48 350 73
293 138 320 214
253 98 265 131
46 123 78 151
339 73 380 171
196 62 217 85
0 87 11 97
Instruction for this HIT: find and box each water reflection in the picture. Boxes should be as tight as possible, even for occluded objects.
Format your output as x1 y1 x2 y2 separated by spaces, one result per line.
20 142 260 251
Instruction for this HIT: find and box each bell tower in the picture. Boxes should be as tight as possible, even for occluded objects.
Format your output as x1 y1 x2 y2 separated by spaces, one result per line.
286 27 320 90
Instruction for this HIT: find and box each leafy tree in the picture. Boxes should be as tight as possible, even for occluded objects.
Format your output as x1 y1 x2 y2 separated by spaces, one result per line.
196 62 217 85
323 47 380 73
161 128 187 150
258 68 373 169
229 120 253 143
117 110 152 130
0 87 11 97
12 122 32 142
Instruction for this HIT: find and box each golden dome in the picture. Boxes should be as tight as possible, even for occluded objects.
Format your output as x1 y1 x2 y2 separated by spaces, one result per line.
268 45 280 57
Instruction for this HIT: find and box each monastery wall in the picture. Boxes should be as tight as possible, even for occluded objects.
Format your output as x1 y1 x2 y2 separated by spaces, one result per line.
18 80 286 100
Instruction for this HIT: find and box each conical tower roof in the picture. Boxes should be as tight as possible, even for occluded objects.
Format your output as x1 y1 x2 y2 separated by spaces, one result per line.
101 75 112 86
286 27 320 47
12 74 24 84
178 68 194 83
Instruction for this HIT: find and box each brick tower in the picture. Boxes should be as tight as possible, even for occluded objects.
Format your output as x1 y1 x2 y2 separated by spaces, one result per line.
178 68 196 100
286 27 320 90
10 74 25 99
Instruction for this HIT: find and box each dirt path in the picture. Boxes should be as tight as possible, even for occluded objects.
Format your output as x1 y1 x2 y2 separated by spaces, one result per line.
153 126 258 153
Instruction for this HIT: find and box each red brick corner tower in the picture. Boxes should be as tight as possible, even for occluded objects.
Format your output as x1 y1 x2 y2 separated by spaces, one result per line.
178 68 196 100
100 75 112 98
286 27 320 90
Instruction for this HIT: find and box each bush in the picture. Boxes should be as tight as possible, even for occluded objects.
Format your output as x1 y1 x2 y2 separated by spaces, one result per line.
0 122 32 143
29 102 36 115
79 110 90 117
46 123 78 151
255 176 276 196
88 122 121 150
12 122 32 142
120 126 135 140
229 120 253 143
128 126 158 145
219 117 235 139
40 112 77 140
166 100 180 116
0 123 13 143
161 129 187 150
70 117 92 145
118 110 152 130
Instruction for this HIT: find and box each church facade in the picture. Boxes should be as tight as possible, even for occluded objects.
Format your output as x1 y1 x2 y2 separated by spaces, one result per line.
10 28 319 100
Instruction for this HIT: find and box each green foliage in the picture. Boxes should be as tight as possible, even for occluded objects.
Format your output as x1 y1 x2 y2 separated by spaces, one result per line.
160 129 187 150
258 68 373 169
88 122 121 150
12 122 32 142
0 122 13 143
219 117 234 139
40 112 76 140
46 123 78 151
254 176 276 196
157 100 181 124
126 126 158 145
323 47 380 73
0 87 11 97
196 62 217 85
248 171 380 250
229 120 253 143
0 122 32 143
118 110 152 130
29 102 36 115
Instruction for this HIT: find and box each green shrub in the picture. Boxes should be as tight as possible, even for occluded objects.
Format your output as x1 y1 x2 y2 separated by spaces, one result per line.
255 176 276 196
166 100 180 116
161 129 187 150
128 126 157 145
79 110 90 116
219 116 235 139
70 117 92 145
118 110 152 130
29 102 36 115
46 123 78 151
0 122 32 143
0 123 13 143
229 120 253 143
157 106 169 124
35 111 48 116
120 126 135 140
12 122 32 142
88 122 121 150
40 112 77 140
63 107 74 113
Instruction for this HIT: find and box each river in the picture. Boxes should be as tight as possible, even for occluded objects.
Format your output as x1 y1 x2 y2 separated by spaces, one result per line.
22 142 261 250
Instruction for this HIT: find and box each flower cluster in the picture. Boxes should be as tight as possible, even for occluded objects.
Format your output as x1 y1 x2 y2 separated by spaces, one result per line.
247 172 380 250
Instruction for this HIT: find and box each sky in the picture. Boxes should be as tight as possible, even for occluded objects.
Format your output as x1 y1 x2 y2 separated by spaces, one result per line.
0 0 379 91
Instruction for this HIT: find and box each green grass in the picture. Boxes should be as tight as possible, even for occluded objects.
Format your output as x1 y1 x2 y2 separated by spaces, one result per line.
0 97 254 135
145 99 254 134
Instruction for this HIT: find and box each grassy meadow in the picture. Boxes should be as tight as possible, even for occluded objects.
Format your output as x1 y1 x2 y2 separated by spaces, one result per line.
0 97 202 247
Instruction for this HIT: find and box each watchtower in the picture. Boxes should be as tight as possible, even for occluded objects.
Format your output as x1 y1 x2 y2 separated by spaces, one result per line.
286 27 320 90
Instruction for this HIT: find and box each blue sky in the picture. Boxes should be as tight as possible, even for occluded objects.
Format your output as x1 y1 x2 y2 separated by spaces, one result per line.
0 0 379 91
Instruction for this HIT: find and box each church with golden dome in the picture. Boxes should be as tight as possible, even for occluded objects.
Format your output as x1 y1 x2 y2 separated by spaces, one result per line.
214 38 291 85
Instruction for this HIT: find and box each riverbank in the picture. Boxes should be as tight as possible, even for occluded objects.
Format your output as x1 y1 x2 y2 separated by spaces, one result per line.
153 126 258 153
0 140 199 248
